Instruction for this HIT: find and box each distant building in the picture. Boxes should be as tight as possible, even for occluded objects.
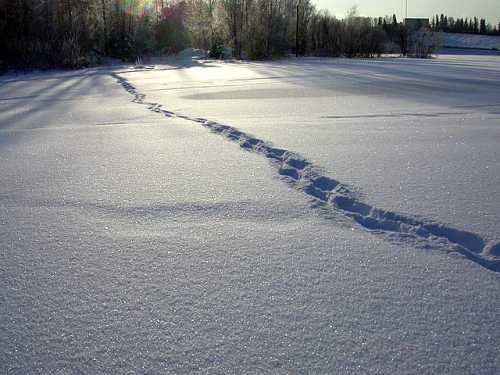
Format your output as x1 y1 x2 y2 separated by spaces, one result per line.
405 18 430 31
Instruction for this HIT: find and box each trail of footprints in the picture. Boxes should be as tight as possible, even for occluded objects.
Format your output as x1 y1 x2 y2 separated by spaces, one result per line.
112 73 500 272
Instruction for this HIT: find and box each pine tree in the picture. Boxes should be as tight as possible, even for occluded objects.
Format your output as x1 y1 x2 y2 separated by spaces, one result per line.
479 18 487 34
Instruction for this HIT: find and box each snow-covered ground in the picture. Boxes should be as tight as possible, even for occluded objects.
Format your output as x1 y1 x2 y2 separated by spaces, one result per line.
1 55 499 374
442 32 500 50
121 55 500 252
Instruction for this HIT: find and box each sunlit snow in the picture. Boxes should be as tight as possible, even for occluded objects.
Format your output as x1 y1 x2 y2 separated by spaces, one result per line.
1 52 499 373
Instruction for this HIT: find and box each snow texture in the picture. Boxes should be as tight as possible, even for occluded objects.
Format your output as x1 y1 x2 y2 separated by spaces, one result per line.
117 55 500 245
1 56 500 374
113 72 499 272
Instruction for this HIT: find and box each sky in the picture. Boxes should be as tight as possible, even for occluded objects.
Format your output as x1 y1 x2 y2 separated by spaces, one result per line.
313 0 500 24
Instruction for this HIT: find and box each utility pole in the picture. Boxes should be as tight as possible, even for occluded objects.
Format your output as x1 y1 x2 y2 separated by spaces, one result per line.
405 0 408 21
296 0 300 57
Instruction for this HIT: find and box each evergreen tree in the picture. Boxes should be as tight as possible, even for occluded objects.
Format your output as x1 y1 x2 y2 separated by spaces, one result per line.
479 18 487 34
473 17 479 33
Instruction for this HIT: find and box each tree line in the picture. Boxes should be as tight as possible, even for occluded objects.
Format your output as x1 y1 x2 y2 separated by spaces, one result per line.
191 2 393 59
1 0 489 69
0 0 192 68
429 14 500 36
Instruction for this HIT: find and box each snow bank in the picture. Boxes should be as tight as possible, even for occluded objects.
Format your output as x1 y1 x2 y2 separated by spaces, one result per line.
442 32 500 50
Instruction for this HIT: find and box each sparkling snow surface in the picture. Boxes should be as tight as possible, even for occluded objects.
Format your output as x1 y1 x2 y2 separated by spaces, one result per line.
122 55 500 241
1 56 499 374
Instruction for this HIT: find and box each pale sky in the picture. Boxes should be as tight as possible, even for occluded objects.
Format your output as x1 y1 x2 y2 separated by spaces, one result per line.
314 0 500 24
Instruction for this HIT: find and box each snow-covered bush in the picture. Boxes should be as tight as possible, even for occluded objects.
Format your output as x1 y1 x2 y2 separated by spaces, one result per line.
409 28 442 58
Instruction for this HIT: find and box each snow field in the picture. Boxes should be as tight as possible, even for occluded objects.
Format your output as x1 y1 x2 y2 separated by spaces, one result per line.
1 58 499 374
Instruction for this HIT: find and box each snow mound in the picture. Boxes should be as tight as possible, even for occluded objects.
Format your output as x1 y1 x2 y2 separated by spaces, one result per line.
174 47 206 59
144 48 206 66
